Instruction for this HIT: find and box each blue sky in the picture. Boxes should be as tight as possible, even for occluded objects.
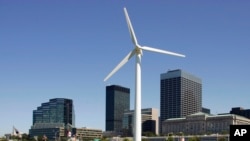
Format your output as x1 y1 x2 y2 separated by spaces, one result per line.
1 0 250 136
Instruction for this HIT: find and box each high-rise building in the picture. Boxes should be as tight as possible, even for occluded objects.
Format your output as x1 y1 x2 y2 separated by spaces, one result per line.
29 98 75 139
160 69 202 132
106 85 130 132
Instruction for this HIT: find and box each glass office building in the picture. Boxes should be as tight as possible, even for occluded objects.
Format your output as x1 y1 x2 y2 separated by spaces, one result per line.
29 98 75 139
106 85 130 132
160 69 202 132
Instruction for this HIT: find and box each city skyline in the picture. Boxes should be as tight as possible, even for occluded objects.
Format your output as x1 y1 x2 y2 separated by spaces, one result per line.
1 1 250 136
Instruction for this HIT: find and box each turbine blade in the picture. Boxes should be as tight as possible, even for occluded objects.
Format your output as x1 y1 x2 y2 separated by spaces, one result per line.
124 7 138 46
140 46 186 57
104 49 136 81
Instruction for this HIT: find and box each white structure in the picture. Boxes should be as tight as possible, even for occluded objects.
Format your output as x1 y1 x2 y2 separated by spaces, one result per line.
12 126 22 138
162 112 250 135
104 8 185 141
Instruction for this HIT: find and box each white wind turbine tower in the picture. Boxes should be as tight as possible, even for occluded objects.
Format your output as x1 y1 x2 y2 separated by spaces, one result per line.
104 8 185 141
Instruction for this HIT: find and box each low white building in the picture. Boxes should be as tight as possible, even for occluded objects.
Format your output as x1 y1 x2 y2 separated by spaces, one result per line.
162 112 250 135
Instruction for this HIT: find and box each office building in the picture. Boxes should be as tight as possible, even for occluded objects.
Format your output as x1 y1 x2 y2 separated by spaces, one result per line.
122 108 159 135
29 98 75 139
230 107 250 119
72 127 102 140
106 85 130 132
160 69 202 132
202 107 211 114
162 112 250 135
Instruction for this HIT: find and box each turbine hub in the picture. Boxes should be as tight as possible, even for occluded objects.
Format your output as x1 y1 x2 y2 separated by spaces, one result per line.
135 47 142 55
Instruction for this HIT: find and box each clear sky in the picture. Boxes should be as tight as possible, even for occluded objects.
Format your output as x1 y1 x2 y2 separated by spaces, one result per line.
1 0 250 136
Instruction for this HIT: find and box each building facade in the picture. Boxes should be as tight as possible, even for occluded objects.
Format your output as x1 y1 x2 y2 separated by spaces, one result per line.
122 108 159 135
29 98 75 139
202 107 211 114
230 107 250 119
162 112 250 135
72 127 102 140
160 69 202 132
106 85 130 132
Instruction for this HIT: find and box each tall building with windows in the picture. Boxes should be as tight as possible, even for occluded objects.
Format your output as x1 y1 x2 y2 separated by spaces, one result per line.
160 69 202 132
29 98 75 139
106 85 130 132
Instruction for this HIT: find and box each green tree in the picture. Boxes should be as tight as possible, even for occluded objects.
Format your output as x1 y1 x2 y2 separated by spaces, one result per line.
220 130 229 135
60 137 68 141
188 136 200 141
166 136 173 141
142 132 155 137
123 138 129 141
0 137 8 141
82 137 95 141
21 134 29 141
35 135 48 141
218 137 226 141
11 135 21 140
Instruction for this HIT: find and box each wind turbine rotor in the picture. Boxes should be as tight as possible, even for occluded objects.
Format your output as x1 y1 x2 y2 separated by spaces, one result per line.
124 7 138 46
140 46 185 57
104 49 136 81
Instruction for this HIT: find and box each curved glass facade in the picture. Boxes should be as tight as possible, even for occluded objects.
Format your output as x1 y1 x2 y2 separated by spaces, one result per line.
32 98 75 126
30 98 75 139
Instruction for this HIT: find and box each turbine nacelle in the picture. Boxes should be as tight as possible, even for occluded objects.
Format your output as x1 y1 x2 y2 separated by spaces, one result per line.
135 46 143 55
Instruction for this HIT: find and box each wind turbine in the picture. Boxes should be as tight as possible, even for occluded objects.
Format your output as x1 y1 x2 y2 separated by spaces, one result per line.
104 8 185 141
